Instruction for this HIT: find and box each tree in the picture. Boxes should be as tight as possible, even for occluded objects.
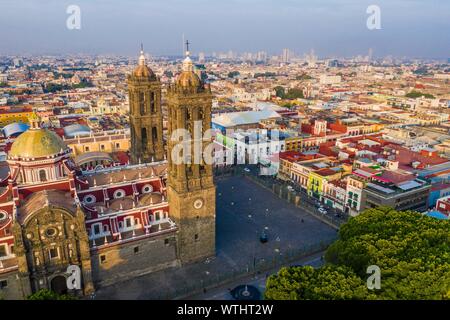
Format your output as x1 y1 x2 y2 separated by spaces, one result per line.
273 87 304 100
326 206 450 299
265 265 370 300
296 74 313 80
228 71 240 78
27 289 77 300
274 86 285 98
265 207 450 300
405 91 435 99
284 88 304 99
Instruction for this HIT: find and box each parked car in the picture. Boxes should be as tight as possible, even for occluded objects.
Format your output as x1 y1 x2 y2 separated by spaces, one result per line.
259 232 268 243
244 167 251 172
318 207 327 214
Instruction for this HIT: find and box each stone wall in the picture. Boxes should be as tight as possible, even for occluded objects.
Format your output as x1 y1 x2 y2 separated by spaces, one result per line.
90 231 179 288
0 270 29 300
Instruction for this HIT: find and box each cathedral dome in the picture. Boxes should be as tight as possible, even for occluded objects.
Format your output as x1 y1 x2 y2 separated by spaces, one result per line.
9 128 68 159
176 53 201 89
9 114 69 159
133 65 155 78
177 70 201 88
132 47 155 78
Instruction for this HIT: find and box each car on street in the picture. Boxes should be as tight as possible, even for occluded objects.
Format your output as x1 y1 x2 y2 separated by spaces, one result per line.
318 207 327 214
259 232 268 243
244 167 251 172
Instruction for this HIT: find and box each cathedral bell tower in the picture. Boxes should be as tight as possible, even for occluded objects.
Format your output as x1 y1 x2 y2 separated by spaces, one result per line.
128 45 164 163
167 42 216 264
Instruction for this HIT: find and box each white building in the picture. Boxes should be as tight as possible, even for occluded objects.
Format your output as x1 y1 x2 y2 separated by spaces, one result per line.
216 129 285 167
319 75 342 85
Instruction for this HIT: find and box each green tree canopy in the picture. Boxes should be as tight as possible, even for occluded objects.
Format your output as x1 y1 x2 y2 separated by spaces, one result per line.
27 289 77 300
265 207 450 300
405 91 435 99
228 71 240 78
296 74 313 80
265 265 371 300
273 86 304 100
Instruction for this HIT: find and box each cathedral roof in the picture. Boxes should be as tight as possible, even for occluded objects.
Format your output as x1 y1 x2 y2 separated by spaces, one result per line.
82 163 167 187
18 190 77 224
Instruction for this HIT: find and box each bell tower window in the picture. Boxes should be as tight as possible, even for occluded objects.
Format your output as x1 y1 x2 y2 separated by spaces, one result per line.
139 92 146 115
152 127 157 141
150 92 155 113
141 128 148 150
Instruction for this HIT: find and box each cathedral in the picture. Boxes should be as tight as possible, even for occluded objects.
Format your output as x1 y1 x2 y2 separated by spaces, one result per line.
0 45 216 299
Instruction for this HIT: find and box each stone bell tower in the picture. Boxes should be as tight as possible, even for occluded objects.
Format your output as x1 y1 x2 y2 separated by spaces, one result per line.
167 41 216 264
128 45 164 163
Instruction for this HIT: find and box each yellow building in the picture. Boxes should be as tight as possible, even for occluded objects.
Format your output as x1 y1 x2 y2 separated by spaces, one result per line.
0 109 33 127
307 165 351 199
63 130 130 157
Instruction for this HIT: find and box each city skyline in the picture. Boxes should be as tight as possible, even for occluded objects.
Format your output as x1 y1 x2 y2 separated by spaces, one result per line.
0 0 449 59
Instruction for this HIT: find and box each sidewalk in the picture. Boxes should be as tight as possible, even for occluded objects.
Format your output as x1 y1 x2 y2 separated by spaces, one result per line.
185 250 326 300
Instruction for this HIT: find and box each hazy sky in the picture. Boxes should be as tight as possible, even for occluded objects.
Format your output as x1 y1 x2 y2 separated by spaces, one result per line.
0 0 449 58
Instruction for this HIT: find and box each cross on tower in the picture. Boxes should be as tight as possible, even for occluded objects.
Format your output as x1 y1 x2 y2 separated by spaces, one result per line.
185 40 190 54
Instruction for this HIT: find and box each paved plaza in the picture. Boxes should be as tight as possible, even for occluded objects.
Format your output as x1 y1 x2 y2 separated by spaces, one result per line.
94 176 337 299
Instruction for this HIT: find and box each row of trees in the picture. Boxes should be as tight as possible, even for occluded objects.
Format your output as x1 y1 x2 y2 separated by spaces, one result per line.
405 91 436 99
265 207 450 300
44 80 93 93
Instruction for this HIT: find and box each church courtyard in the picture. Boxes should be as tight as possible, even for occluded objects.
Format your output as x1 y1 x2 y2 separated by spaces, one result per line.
94 175 338 299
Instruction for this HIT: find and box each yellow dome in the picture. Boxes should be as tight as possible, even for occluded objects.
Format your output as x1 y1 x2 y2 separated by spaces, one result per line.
9 128 69 159
176 71 201 88
132 48 155 79
132 64 155 78
176 54 202 88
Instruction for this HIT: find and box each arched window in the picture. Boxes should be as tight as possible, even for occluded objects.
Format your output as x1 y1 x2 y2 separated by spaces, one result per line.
139 92 146 115
152 127 157 141
150 92 155 113
39 170 47 182
141 128 147 150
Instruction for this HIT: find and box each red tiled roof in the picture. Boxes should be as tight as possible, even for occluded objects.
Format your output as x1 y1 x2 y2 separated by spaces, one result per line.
315 168 339 177
372 170 415 185
386 144 449 167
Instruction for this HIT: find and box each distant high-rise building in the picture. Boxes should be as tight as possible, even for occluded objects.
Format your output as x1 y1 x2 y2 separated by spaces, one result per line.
305 49 317 67
13 58 23 67
198 52 205 63
282 48 290 63
257 51 267 62
327 59 339 68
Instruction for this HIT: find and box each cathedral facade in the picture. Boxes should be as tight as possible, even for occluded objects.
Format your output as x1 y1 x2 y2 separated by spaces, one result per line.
0 46 215 299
